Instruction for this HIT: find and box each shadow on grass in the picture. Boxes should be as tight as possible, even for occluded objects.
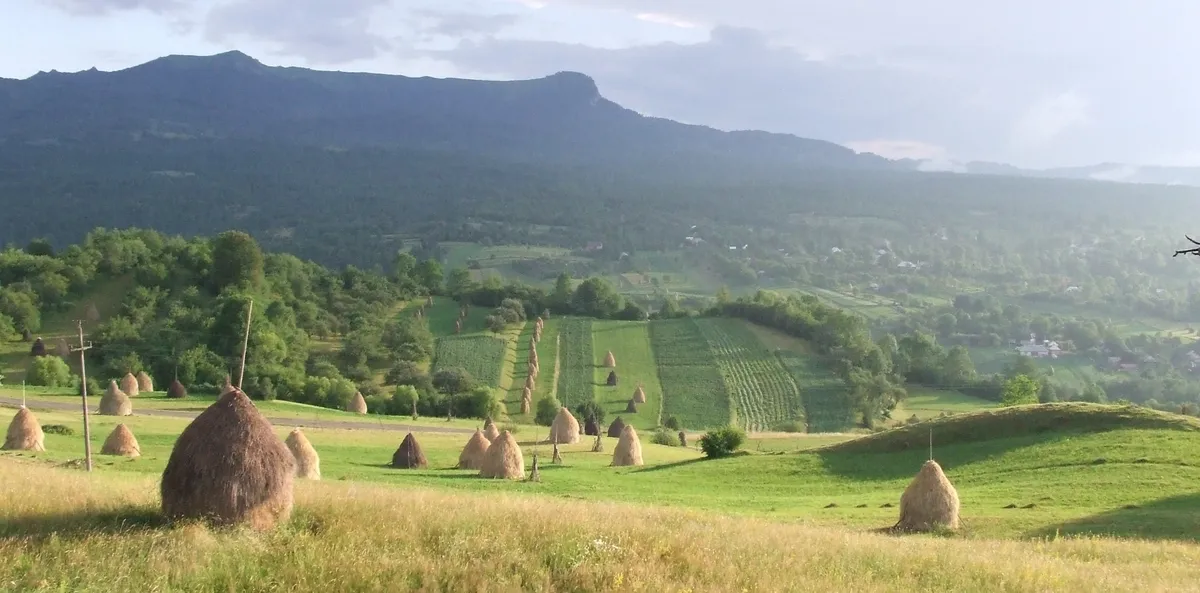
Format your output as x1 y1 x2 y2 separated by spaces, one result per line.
1028 493 1200 542
630 453 747 474
0 507 166 541
816 431 1077 481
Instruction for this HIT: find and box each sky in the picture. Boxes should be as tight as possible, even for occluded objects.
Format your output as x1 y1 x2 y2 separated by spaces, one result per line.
3 0 1196 169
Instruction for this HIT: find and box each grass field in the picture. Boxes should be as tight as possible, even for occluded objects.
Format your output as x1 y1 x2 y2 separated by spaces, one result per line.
693 318 802 432
554 318 594 409
591 321 663 430
648 318 731 429
891 387 996 423
431 334 508 387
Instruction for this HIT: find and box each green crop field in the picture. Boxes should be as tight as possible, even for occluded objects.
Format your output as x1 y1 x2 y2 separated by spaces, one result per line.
648 318 731 429
591 321 664 429
777 350 855 432
693 318 802 432
432 335 508 387
554 318 594 409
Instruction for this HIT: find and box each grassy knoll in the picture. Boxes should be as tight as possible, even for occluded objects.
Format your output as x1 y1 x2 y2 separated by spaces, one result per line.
554 318 594 409
647 318 731 429
591 320 664 430
693 318 801 432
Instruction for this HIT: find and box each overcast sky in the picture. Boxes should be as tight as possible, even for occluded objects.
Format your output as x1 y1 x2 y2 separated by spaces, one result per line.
4 0 1196 168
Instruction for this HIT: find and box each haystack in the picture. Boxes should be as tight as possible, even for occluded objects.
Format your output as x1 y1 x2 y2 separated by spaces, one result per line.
583 415 600 436
483 418 501 441
101 424 141 457
520 397 530 414
624 399 638 413
607 416 627 438
458 430 492 469
480 430 525 479
346 391 368 415
549 407 580 444
30 337 46 357
896 460 960 532
137 371 154 393
56 338 71 360
160 389 295 530
3 407 45 451
221 375 234 394
85 301 100 322
604 351 616 368
521 386 532 401
678 431 688 447
606 371 618 386
633 385 647 404
284 428 320 480
612 424 643 467
120 372 140 397
392 433 428 469
167 378 187 399
99 380 133 416
525 375 535 391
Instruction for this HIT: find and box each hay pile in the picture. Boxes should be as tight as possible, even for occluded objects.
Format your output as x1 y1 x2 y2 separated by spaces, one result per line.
160 389 295 530
549 407 580 444
606 371 618 386
30 337 46 357
120 372 140 397
632 385 647 404
521 386 532 402
483 418 501 441
480 430 525 479
612 424 643 467
607 416 627 438
167 379 187 399
604 351 616 368
458 430 492 469
520 397 530 414
56 338 71 361
101 424 141 457
284 428 321 480
583 415 600 436
137 371 154 393
624 399 638 413
524 375 536 391
99 380 133 416
679 431 688 447
346 391 368 415
896 460 960 532
392 433 428 469
3 406 45 451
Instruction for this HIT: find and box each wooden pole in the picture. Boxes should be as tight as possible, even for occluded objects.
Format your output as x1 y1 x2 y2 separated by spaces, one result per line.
74 321 94 472
237 298 254 389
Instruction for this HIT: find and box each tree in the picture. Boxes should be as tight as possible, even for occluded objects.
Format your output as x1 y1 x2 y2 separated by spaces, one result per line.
26 356 72 387
392 384 420 418
433 367 476 397
210 230 265 291
445 268 475 298
535 396 561 425
392 251 417 282
550 273 573 311
941 346 976 385
415 259 444 294
571 277 623 318
575 398 606 425
1000 374 1039 407
24 238 53 257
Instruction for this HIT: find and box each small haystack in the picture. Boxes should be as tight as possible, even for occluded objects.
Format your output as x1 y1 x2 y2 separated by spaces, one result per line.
101 424 141 457
606 371 618 386
624 399 638 413
583 415 600 436
160 389 295 530
633 385 647 404
3 407 45 451
896 460 961 532
99 380 133 416
137 371 154 393
346 391 368 415
607 416 627 438
521 386 532 402
483 418 501 441
167 378 187 399
284 428 321 480
458 430 492 469
679 431 688 447
612 425 643 467
30 337 46 357
56 338 71 361
520 397 530 414
120 372 140 397
480 430 525 479
392 433 428 469
604 351 616 368
525 375 535 391
549 407 580 444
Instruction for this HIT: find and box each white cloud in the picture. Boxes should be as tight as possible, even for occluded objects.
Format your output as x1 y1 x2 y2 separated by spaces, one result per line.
1010 91 1091 148
636 12 698 29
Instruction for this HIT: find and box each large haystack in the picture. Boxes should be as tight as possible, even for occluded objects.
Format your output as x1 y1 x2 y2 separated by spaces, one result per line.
167 378 187 399
458 430 492 470
120 372 140 397
607 416 627 438
632 385 647 404
604 351 616 368
99 380 133 416
30 337 46 357
392 433 428 469
896 460 960 532
483 418 501 442
101 424 141 457
612 424 643 467
3 407 45 451
137 371 154 393
606 371 618 386
160 389 295 530
583 415 600 436
480 430 525 479
549 407 580 444
56 338 72 361
285 428 321 480
346 391 368 415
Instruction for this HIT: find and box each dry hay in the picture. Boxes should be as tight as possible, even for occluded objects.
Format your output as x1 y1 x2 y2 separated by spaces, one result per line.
3 407 45 452
392 433 428 469
606 371 618 386
624 399 639 413
612 424 643 467
137 371 154 393
30 337 46 357
100 423 141 457
679 431 688 447
346 391 368 415
20 328 30 342
603 351 616 368
120 372 140 397
520 397 530 414
99 380 133 416
56 338 71 360
529 362 539 378
521 386 532 402
896 460 960 533
457 430 492 470
483 418 501 441
160 389 295 530
284 428 321 480
480 430 525 479
221 375 234 394
607 416 627 438
583 415 600 436
167 378 187 399
549 407 580 444
632 385 647 404
524 375 535 391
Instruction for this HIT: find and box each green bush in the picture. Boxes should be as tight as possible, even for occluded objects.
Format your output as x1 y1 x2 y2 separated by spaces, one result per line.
771 419 805 433
650 428 680 447
26 356 73 388
699 425 745 458
662 415 682 431
42 424 74 436
456 386 502 419
574 399 606 424
535 396 562 426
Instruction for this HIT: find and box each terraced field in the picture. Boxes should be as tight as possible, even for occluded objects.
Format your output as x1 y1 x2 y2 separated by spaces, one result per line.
648 318 731 429
554 318 594 408
693 318 803 432
592 320 664 429
432 335 508 387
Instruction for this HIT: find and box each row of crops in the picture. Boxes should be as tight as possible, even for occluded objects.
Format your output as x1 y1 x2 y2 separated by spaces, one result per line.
555 318 594 408
432 335 508 387
693 318 803 432
776 350 854 432
647 318 731 429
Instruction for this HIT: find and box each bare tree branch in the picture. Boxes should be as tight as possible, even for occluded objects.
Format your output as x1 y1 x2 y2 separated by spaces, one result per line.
1173 236 1200 258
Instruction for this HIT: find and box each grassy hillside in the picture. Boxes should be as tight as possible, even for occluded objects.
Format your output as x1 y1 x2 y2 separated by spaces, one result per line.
592 320 663 429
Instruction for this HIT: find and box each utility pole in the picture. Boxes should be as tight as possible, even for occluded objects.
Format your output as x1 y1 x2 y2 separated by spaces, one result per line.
73 320 94 472
237 298 254 389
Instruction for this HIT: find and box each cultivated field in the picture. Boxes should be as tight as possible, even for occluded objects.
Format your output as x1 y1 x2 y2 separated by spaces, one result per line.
591 320 664 429
647 318 731 429
693 318 802 432
431 334 508 387
554 318 594 409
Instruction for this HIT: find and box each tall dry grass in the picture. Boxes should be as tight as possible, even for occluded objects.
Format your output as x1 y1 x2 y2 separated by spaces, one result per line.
2 459 1200 592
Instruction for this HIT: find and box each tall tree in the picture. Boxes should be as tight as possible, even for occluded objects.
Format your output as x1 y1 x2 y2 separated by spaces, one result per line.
211 230 264 291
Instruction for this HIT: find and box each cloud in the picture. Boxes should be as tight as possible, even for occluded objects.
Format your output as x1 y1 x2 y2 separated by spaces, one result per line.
205 0 391 64
845 140 948 161
635 13 698 29
40 0 186 15
411 9 520 40
1010 91 1091 148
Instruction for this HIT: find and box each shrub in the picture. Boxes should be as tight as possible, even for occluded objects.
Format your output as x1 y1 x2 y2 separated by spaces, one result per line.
699 425 745 458
26 356 73 388
650 428 680 447
575 399 606 425
662 415 683 431
456 386 502 419
43 424 74 436
535 396 562 426
390 385 420 417
771 419 804 433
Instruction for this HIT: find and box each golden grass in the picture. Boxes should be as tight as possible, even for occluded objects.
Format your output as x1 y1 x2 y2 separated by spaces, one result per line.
3 460 1200 592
